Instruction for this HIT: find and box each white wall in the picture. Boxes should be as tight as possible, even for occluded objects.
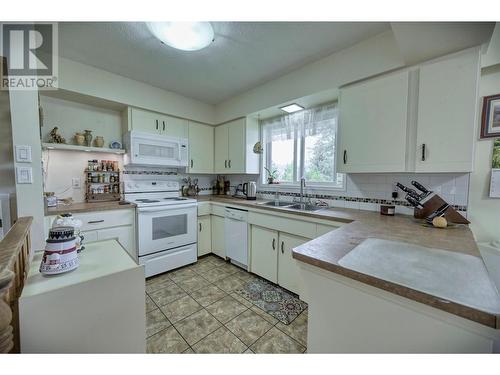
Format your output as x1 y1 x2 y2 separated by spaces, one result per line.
58 57 216 125
8 88 45 251
215 30 405 123
468 64 500 242
40 96 123 145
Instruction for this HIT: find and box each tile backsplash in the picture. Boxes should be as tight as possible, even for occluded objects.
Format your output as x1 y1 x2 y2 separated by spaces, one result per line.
257 172 470 216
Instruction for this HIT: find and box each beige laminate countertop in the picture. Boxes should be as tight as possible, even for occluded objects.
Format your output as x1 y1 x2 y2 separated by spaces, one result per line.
199 195 498 329
45 201 136 216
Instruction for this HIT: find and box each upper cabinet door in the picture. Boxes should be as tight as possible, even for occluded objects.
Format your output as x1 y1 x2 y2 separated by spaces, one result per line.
214 124 229 173
338 70 410 173
415 49 479 173
188 121 214 174
161 115 188 138
227 118 246 173
130 108 161 134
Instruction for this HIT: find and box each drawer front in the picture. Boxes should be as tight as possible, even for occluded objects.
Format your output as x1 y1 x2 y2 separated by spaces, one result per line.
248 211 316 239
75 209 135 232
197 202 211 216
211 204 226 217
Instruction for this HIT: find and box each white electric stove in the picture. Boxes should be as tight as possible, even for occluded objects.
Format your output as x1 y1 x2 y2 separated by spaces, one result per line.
123 180 197 278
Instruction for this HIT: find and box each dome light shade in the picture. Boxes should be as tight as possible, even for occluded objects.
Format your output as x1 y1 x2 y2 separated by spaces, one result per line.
146 22 214 51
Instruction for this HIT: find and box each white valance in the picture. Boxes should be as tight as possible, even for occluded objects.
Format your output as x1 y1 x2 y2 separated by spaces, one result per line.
261 102 338 142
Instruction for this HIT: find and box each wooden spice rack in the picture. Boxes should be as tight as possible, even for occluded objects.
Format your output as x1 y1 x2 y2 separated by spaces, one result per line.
85 167 122 203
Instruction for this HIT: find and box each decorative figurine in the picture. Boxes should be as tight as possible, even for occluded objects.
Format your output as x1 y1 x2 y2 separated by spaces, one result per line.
49 127 66 144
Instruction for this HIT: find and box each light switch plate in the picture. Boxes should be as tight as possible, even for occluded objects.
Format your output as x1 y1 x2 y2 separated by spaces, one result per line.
72 177 81 189
16 166 33 184
15 145 32 163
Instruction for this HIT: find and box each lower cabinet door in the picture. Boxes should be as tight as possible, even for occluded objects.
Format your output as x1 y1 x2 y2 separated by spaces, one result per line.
250 225 278 283
278 232 308 295
197 215 212 256
211 215 225 258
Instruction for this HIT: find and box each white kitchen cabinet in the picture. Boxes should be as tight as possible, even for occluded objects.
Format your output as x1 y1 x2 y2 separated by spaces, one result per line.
188 121 214 173
125 107 188 138
44 208 136 260
338 70 410 173
197 215 212 256
250 224 307 295
337 48 480 174
250 225 278 283
214 123 229 172
211 215 226 259
415 49 479 173
214 117 259 174
278 232 308 294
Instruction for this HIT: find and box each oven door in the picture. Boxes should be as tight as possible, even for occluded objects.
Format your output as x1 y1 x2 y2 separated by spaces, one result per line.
137 203 197 256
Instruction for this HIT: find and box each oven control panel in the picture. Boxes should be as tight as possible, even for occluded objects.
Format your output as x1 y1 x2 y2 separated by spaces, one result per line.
124 180 179 193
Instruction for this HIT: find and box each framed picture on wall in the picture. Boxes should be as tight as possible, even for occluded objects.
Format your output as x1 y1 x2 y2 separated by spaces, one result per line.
481 93 500 138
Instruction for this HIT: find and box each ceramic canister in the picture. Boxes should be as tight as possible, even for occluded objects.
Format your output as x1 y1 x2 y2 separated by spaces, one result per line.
40 226 80 275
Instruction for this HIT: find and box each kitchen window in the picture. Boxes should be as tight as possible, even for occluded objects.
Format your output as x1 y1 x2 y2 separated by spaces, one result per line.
261 102 344 189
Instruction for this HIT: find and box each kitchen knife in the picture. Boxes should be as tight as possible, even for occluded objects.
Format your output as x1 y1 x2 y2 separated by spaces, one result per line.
406 195 423 208
411 180 431 194
396 183 420 200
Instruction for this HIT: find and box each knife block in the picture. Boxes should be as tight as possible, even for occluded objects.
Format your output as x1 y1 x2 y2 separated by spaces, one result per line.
414 194 470 224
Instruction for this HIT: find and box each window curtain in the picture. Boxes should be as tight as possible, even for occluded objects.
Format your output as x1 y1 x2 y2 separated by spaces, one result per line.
261 102 338 142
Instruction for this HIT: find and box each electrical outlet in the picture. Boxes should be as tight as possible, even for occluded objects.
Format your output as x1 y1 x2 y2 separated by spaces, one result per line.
72 177 81 189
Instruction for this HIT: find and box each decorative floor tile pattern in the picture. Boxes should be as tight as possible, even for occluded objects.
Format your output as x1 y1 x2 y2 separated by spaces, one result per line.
144 254 308 354
236 278 308 325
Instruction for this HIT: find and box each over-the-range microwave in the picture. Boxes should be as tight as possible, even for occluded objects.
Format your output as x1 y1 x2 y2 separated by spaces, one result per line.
124 131 189 167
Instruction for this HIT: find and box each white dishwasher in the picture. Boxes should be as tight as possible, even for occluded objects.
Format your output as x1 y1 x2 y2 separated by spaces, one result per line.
224 207 248 269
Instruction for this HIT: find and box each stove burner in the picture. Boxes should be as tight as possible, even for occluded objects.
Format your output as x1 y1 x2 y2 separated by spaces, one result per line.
136 199 161 203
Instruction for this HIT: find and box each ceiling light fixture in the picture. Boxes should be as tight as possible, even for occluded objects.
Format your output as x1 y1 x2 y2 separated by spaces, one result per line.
146 22 214 51
280 103 304 113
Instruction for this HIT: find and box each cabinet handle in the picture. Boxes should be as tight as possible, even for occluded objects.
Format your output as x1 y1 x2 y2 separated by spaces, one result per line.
199 222 202 232
421 144 426 161
88 220 104 224
155 120 159 130
272 238 276 250
225 160 227 168
228 160 231 168
281 241 284 254
163 121 166 132
343 150 347 164
191 159 194 168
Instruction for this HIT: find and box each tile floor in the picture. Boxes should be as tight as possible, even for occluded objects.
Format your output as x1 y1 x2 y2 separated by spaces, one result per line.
145 254 308 354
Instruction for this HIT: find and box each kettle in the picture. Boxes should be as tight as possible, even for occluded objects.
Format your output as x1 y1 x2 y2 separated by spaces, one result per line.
242 181 257 200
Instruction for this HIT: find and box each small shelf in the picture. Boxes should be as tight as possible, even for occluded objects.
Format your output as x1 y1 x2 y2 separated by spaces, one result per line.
42 142 125 154
87 182 120 185
85 170 120 173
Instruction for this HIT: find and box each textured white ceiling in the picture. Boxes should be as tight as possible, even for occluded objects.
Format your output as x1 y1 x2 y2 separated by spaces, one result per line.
57 22 390 104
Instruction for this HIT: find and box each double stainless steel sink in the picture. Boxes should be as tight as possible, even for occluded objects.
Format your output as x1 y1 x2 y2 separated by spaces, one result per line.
259 201 323 211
